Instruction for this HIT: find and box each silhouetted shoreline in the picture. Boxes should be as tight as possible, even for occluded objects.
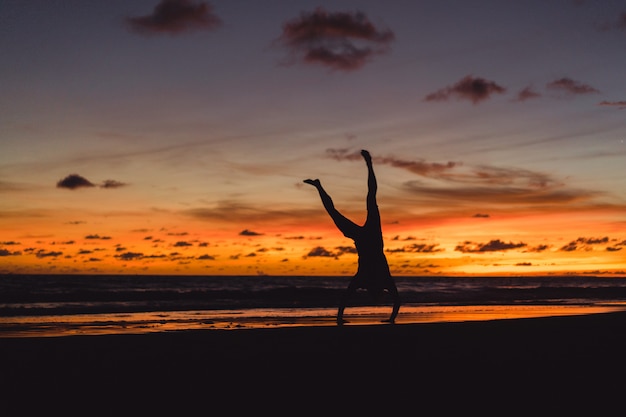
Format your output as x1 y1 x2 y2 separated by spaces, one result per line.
3 311 626 415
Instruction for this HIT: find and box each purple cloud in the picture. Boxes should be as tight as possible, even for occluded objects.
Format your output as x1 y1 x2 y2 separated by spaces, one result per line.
326 148 458 178
514 86 542 102
277 7 394 71
598 100 626 109
546 77 599 95
127 0 221 35
425 75 506 104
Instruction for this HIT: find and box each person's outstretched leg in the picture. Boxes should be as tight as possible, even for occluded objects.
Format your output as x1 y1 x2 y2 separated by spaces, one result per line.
303 179 359 238
361 150 381 227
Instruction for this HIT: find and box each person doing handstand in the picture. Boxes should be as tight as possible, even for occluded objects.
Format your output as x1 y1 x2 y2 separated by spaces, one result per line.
304 149 400 325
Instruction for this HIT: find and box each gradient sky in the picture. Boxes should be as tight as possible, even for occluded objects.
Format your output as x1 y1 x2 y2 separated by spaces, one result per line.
1 0 625 276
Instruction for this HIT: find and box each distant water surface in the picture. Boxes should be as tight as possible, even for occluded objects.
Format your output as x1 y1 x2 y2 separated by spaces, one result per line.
2 275 626 337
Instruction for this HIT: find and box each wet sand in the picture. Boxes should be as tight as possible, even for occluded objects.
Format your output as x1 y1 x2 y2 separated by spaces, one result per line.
3 311 626 415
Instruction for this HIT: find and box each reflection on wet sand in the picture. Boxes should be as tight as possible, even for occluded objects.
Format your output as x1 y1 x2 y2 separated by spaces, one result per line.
2 304 624 338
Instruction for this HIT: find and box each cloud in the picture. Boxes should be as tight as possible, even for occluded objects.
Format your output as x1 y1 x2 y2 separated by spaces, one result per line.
57 174 95 190
101 180 128 189
335 246 357 255
325 149 603 210
404 181 596 207
0 249 21 256
559 236 610 252
173 241 193 247
598 100 626 109
472 213 490 218
424 75 506 104
526 244 551 253
306 246 338 258
239 229 263 236
126 0 221 35
197 254 216 260
514 86 542 102
56 174 127 190
601 12 626 31
387 243 443 253
115 252 144 260
35 250 63 258
277 7 394 71
455 239 527 253
85 234 112 240
546 77 599 95
326 148 458 178
619 12 626 30
185 201 321 224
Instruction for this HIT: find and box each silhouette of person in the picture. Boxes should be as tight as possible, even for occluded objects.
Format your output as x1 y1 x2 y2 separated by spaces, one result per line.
304 149 401 325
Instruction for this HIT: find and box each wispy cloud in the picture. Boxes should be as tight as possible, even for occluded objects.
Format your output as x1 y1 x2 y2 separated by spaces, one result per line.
35 250 63 258
514 86 542 102
277 7 395 71
115 252 144 260
386 243 443 253
619 12 626 30
559 236 611 252
85 234 112 240
184 201 321 224
326 149 458 178
455 239 527 253
304 245 356 258
424 75 506 104
127 0 222 35
324 148 603 211
403 181 597 207
546 77 599 95
101 180 128 189
598 100 626 109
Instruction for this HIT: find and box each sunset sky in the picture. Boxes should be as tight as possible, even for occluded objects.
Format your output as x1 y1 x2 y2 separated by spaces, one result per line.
1 0 625 276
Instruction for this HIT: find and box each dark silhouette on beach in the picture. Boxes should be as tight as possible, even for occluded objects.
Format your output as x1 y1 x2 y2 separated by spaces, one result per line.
304 149 401 324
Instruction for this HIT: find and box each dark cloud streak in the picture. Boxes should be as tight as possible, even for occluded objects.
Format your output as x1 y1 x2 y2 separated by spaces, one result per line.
598 100 626 109
546 77 599 95
425 75 506 104
514 86 542 101
455 239 527 253
127 0 222 35
326 148 458 178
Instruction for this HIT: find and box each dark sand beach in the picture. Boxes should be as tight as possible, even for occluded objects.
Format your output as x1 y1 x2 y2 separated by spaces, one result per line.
3 311 626 416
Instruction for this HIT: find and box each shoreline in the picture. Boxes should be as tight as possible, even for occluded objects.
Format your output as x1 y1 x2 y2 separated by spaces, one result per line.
2 303 624 338
3 310 626 414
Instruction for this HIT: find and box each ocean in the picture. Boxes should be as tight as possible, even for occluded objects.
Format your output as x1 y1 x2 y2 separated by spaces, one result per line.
2 274 626 337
